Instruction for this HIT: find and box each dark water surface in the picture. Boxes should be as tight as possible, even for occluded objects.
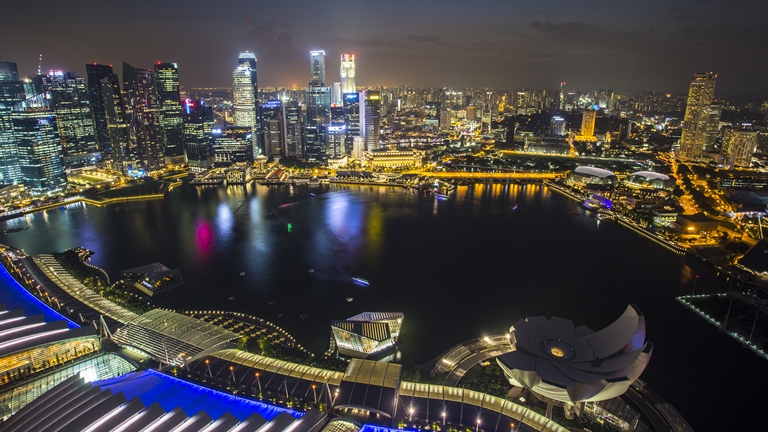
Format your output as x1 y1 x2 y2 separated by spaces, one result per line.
3 182 766 430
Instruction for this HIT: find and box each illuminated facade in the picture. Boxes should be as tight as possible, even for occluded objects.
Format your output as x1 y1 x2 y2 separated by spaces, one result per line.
340 54 356 94
85 64 121 161
12 96 66 193
182 98 213 172
624 171 675 190
679 72 717 161
304 124 325 162
361 91 381 151
236 51 260 154
566 166 617 188
722 128 758 168
580 110 596 138
366 147 422 170
310 50 326 85
154 62 185 163
284 101 303 157
232 63 257 130
261 100 285 157
331 312 404 358
122 62 164 174
497 305 652 414
550 116 566 136
41 70 97 166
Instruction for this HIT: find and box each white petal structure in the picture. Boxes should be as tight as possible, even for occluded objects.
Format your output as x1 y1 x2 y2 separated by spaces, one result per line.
497 305 653 403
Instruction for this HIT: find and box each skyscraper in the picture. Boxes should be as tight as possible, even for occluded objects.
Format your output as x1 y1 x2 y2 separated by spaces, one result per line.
306 85 330 126
580 110 596 138
0 61 25 103
309 51 326 85
260 100 285 157
42 70 97 166
361 90 381 151
232 55 259 157
679 72 717 161
86 63 118 158
331 82 342 105
154 62 185 163
304 124 325 162
550 116 566 136
12 94 66 192
182 98 213 172
704 100 723 152
0 61 24 183
236 51 260 154
100 74 130 170
122 62 164 175
340 54 356 94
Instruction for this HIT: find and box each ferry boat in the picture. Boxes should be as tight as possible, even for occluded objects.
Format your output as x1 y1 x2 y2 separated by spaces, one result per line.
435 193 449 199
352 277 369 287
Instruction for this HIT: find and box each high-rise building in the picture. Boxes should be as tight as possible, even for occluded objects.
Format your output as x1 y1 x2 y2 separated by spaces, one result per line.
284 101 302 158
0 61 24 183
331 82 342 105
361 91 381 151
679 72 717 161
425 102 440 128
351 136 365 160
327 123 346 160
12 94 66 193
306 85 330 126
42 70 97 166
550 116 566 136
182 98 213 172
304 124 325 162
309 51 326 85
100 74 130 170
580 110 596 138
122 62 164 175
232 54 259 158
723 128 758 168
154 62 185 163
236 52 260 153
704 101 723 152
260 100 285 157
466 105 477 121
85 63 118 158
340 54 356 94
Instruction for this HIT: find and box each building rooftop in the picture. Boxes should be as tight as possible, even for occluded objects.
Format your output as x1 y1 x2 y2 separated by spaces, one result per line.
628 171 670 181
573 166 616 178
120 262 177 282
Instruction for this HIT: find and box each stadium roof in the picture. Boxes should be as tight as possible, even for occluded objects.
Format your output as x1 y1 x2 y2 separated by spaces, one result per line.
112 309 239 363
628 171 670 181
0 305 97 359
573 166 616 178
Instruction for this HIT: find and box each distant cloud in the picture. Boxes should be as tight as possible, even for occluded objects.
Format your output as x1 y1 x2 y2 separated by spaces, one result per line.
244 17 297 56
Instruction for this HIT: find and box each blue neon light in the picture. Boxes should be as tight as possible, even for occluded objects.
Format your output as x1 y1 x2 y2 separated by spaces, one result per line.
93 370 303 421
0 264 79 328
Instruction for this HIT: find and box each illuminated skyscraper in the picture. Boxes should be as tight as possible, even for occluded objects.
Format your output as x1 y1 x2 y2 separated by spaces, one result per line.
260 100 285 157
704 100 723 152
86 63 118 158
723 128 758 168
340 54 356 94
580 110 596 138
331 82 342 105
236 51 260 153
122 62 164 175
309 50 326 85
679 72 717 161
232 54 259 157
182 98 213 172
550 116 566 136
12 94 66 192
361 90 381 151
0 61 23 183
304 124 325 162
154 62 185 163
284 101 302 157
100 74 130 170
42 70 97 166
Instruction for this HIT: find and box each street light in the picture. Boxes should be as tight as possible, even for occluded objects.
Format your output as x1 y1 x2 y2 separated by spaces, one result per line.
409 407 415 421
441 411 446 426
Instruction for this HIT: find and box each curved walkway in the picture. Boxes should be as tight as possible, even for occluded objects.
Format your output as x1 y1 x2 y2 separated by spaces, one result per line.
426 334 514 386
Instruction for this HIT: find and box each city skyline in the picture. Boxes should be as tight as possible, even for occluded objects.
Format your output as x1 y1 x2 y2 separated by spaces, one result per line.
2 0 767 99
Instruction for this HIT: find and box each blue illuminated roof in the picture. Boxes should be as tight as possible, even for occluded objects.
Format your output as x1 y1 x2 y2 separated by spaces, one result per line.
93 369 303 421
0 264 79 328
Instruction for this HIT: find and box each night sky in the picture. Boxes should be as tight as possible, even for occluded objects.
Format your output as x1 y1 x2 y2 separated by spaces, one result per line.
2 0 766 98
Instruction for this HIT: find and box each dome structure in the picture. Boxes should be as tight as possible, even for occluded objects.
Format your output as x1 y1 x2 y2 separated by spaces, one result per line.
496 305 652 404
624 171 675 190
566 166 618 187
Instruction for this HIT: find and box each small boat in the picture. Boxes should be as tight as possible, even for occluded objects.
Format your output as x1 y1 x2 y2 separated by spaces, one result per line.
279 203 292 208
512 204 518 210
308 193 316 198
239 272 245 276
277 314 283 317
268 301 276 305
308 269 315 274
346 297 354 302
300 315 308 319
228 296 235 300
352 277 369 287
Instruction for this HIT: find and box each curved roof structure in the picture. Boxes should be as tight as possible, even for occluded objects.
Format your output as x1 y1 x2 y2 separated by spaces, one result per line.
573 166 616 179
497 305 653 404
624 171 675 190
628 171 669 181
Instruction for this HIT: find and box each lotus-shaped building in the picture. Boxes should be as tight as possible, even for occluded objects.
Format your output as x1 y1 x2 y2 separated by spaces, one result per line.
497 305 652 405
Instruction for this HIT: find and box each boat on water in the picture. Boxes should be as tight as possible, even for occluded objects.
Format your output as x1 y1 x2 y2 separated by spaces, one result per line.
268 300 276 305
512 204 519 210
308 193 316 198
308 269 315 274
346 297 354 302
300 315 308 319
435 193 449 199
279 203 292 208
228 296 235 300
307 177 321 185
1 227 29 234
352 277 369 287
239 272 245 276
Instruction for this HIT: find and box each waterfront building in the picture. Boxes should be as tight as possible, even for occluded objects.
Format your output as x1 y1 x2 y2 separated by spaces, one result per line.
182 98 214 172
154 62 185 164
261 100 285 157
623 171 676 190
306 84 330 126
340 54 356 94
120 262 183 297
351 136 365 159
366 146 422 170
343 92 360 155
580 110 596 138
284 101 303 157
232 57 258 157
496 305 652 417
100 73 131 171
236 51 260 155
550 116 566 136
331 312 404 359
85 64 120 161
326 123 346 160
122 62 164 175
12 94 66 193
303 124 326 163
0 304 99 381
674 213 719 233
212 126 255 164
679 72 717 161
566 166 617 188
41 70 97 167
361 90 381 151
722 128 758 168
0 62 24 184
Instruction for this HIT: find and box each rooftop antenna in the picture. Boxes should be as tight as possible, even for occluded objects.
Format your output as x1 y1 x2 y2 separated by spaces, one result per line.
37 54 42 75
